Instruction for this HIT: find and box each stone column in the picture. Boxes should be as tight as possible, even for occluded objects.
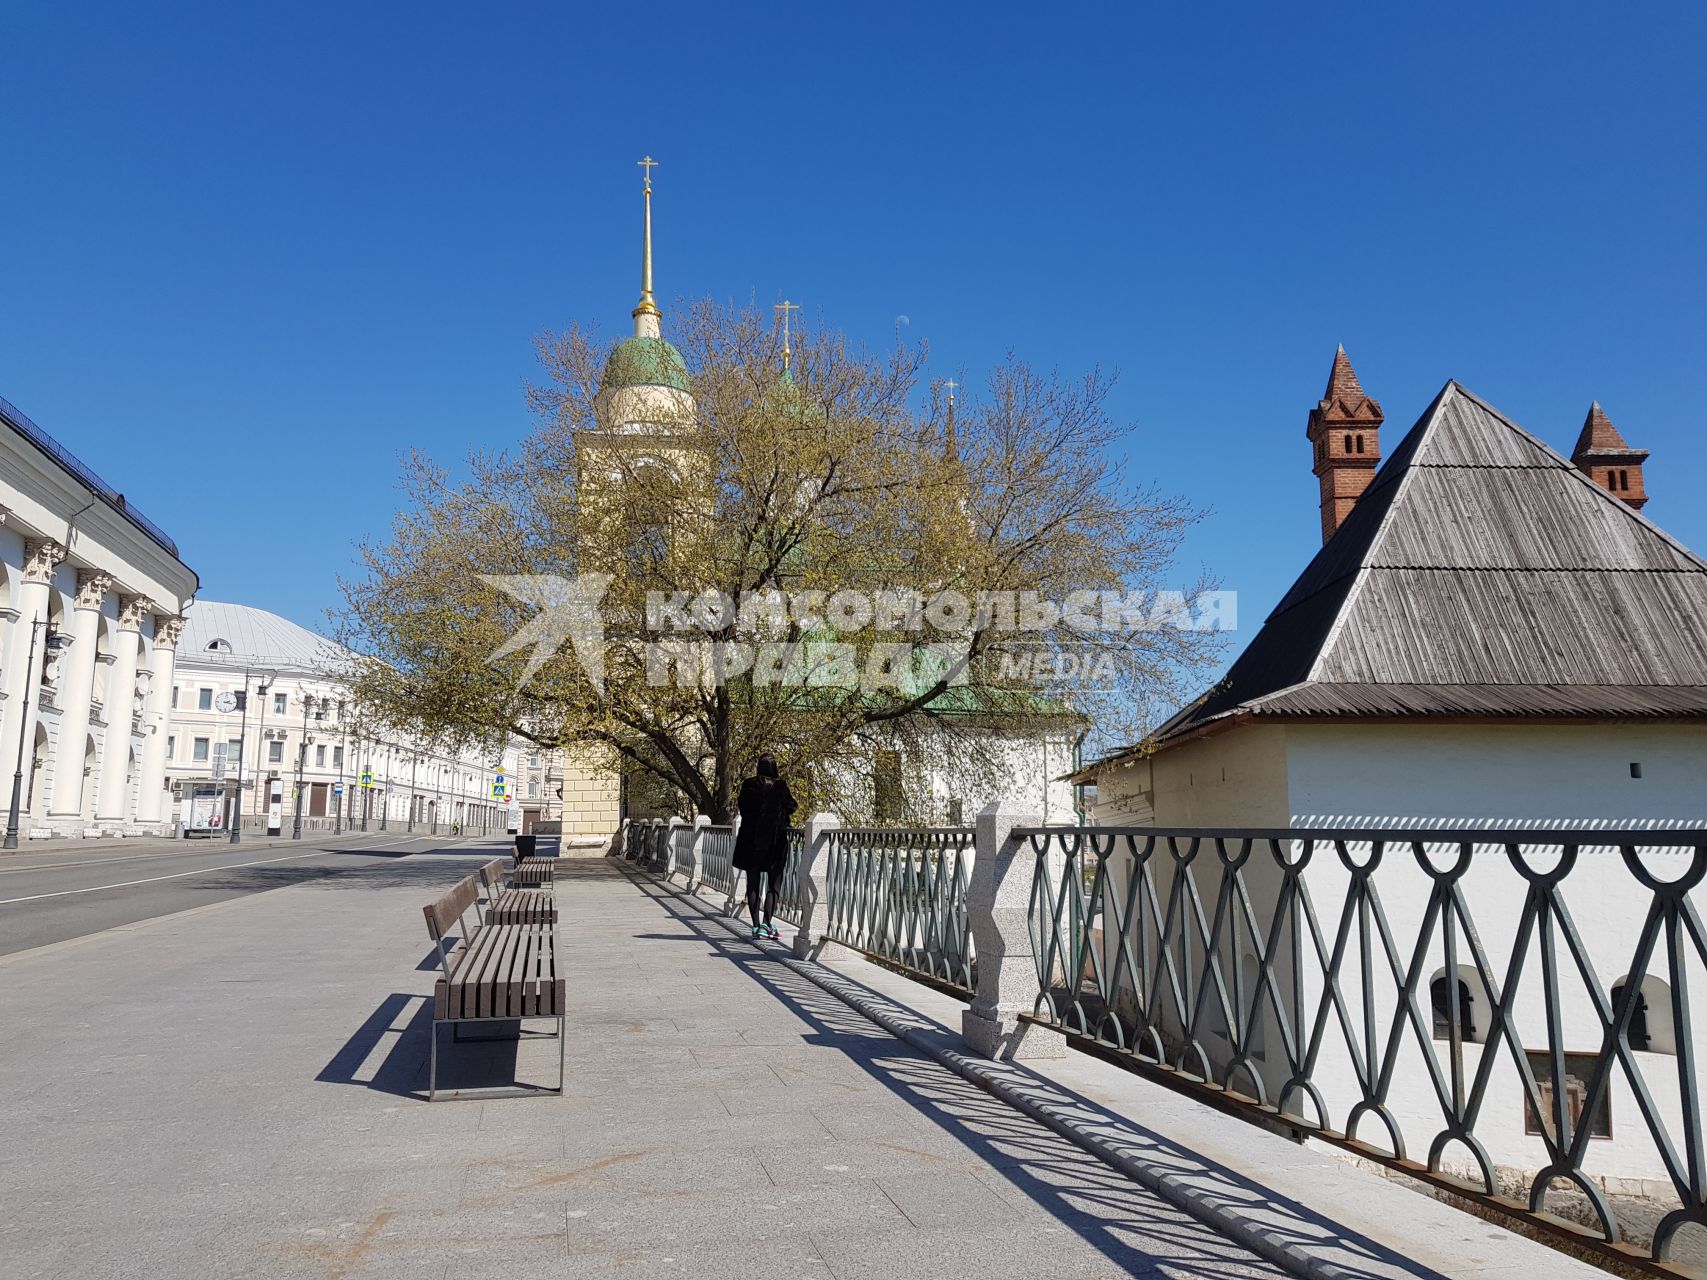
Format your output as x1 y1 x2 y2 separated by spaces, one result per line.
133 614 184 825
680 814 708 889
47 570 111 823
962 800 1065 1060
664 815 686 876
94 595 149 825
791 811 848 960
3 540 66 821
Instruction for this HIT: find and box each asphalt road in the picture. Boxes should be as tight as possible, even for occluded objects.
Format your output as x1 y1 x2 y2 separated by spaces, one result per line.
0 831 507 957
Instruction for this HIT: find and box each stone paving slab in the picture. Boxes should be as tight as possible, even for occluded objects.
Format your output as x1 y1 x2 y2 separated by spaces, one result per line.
0 848 1290 1279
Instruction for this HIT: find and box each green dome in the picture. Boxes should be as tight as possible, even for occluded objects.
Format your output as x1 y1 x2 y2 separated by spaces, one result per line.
602 336 691 393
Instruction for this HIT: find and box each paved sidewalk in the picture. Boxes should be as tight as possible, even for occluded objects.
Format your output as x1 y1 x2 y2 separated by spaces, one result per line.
1 853 1290 1279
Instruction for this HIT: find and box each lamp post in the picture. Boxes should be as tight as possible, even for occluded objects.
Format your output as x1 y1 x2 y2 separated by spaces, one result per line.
432 762 441 835
380 742 392 831
229 670 274 844
333 699 346 835
291 693 325 840
3 620 66 850
407 751 418 831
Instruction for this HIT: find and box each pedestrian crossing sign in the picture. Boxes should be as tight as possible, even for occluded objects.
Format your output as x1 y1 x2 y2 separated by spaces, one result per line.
360 769 374 789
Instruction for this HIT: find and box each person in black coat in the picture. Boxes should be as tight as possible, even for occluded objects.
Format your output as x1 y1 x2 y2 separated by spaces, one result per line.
731 754 797 940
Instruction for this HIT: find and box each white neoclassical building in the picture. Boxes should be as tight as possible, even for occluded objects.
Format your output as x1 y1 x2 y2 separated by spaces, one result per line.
167 600 517 837
0 394 199 839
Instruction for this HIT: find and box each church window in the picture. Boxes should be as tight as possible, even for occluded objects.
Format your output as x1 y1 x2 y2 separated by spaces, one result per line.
1355 435 1365 454
1431 975 1477 1041
1619 469 1629 491
1344 433 1353 453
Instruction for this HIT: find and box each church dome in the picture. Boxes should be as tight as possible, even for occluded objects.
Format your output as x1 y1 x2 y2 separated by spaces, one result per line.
603 336 690 393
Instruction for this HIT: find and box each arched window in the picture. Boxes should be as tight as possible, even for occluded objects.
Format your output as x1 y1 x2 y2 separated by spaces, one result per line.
1344 433 1353 453
206 638 233 653
1607 470 1617 491
1611 975 1675 1054
1355 434 1365 454
1619 469 1630 491
1429 967 1489 1044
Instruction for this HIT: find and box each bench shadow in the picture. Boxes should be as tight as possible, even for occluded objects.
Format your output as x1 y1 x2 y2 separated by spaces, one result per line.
316 989 533 1099
615 862 1454 1280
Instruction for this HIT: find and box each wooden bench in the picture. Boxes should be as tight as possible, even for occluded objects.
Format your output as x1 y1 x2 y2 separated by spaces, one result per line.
511 856 555 888
477 858 557 926
421 874 564 1100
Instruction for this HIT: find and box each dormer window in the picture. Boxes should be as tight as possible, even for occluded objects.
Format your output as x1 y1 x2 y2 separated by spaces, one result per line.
206 638 233 653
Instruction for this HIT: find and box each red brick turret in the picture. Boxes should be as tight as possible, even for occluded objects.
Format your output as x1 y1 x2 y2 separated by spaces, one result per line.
1571 402 1649 510
1305 345 1383 543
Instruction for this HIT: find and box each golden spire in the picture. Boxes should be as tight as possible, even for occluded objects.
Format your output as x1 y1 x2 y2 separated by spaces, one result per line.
774 299 799 375
633 156 660 335
943 379 960 461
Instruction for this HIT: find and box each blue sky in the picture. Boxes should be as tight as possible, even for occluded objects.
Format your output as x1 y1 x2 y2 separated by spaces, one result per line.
3 3 1703 678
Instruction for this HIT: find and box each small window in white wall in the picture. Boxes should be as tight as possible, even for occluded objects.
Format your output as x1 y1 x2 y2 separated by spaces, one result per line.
1429 967 1490 1045
315 745 326 767
273 692 287 715
333 746 344 770
192 737 210 763
167 735 176 759
171 686 179 709
267 740 284 764
1611 975 1675 1054
198 688 213 710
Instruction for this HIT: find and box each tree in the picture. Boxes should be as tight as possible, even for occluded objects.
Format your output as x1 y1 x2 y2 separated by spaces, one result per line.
338 300 1221 822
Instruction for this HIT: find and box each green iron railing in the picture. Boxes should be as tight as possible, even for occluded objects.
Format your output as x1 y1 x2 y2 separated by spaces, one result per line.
1021 824 1707 1275
699 824 736 906
824 826 975 993
772 828 807 926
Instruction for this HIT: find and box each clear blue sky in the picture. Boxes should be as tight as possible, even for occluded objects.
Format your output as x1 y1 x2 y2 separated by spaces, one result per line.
3 3 1703 670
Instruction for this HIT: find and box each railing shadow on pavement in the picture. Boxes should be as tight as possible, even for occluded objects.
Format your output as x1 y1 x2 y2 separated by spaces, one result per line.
621 866 1455 1280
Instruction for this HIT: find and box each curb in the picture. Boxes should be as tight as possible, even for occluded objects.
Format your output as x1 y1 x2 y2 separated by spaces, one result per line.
623 861 1372 1280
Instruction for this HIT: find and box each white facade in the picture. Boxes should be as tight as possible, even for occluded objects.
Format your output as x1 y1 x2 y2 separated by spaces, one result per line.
0 397 197 838
167 601 514 837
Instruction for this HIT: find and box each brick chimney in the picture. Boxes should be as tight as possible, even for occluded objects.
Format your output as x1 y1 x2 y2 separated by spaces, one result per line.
1571 402 1649 510
1305 345 1383 543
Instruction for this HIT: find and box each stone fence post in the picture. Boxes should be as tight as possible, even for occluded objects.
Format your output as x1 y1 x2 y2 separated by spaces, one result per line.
680 814 709 889
962 800 1064 1060
664 815 686 876
791 812 847 960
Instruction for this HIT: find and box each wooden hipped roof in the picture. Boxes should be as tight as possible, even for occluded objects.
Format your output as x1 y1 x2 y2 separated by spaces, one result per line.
1151 381 1707 745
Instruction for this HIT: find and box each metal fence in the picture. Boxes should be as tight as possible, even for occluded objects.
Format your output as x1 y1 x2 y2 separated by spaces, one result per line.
772 828 807 926
1019 824 1707 1270
824 826 975 993
699 824 736 905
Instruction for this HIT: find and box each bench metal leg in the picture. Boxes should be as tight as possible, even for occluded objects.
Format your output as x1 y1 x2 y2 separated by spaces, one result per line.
427 1014 567 1101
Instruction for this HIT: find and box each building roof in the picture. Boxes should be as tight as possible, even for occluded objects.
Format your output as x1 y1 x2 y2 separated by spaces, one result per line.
178 600 349 675
0 392 186 561
1151 380 1707 744
602 336 691 393
1571 401 1649 463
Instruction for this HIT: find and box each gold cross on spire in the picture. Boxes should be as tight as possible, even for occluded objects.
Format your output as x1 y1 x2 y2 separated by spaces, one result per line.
633 156 659 327
774 299 800 374
944 377 958 404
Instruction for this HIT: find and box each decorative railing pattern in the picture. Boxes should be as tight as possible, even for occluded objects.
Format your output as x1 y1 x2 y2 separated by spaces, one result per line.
824 826 975 993
699 824 736 905
772 827 807 926
1020 825 1707 1269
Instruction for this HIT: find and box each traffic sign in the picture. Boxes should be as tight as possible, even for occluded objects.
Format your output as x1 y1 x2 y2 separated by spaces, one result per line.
333 783 345 796
359 769 374 789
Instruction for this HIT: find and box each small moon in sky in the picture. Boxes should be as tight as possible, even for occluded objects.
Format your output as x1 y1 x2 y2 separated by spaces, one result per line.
895 314 911 326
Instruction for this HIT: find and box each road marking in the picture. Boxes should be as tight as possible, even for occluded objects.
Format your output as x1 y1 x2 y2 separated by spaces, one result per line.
0 851 338 904
0 833 443 876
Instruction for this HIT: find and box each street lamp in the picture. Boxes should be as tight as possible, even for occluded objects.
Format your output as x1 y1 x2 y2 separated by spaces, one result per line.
333 699 346 835
229 669 275 844
291 693 326 840
3 620 67 850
